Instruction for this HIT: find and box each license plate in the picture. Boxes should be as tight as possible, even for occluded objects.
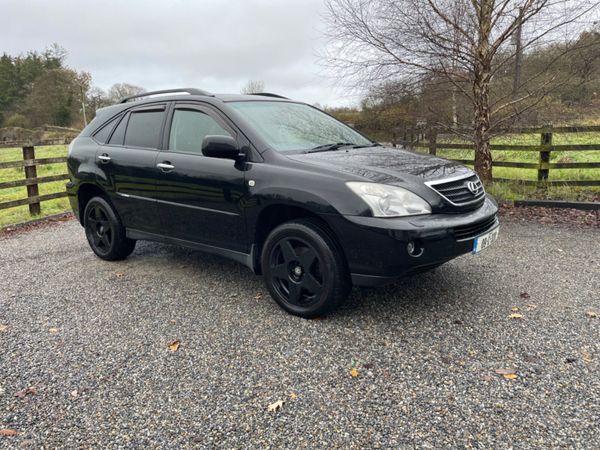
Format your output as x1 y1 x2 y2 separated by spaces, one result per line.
472 226 499 254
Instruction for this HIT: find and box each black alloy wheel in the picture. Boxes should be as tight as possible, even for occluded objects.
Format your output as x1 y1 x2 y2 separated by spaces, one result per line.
83 196 136 261
86 204 113 254
269 236 324 307
261 219 350 318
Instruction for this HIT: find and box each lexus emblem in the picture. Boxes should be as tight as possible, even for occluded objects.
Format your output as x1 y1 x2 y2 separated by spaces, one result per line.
467 181 479 194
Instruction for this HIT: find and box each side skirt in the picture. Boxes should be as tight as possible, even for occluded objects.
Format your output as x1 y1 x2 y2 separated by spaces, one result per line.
126 228 257 272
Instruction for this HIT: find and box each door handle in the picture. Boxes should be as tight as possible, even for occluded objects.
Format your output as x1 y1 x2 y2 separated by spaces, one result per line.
157 162 175 172
98 154 111 163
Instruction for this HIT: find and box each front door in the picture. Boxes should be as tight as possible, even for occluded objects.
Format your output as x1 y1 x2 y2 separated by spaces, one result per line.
154 104 247 252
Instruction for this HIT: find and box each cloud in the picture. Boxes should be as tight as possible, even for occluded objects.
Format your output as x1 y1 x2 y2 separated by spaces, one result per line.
1 0 360 106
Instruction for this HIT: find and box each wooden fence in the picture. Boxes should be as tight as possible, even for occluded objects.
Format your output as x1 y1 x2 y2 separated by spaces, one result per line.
400 125 600 187
0 140 70 216
0 127 599 221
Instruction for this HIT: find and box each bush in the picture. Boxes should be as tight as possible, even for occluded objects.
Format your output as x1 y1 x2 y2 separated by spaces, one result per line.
3 113 31 128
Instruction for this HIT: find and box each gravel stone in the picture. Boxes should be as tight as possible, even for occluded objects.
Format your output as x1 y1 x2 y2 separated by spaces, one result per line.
0 219 599 448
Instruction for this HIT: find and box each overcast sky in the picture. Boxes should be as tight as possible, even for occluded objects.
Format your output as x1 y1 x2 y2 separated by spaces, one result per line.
2 0 359 107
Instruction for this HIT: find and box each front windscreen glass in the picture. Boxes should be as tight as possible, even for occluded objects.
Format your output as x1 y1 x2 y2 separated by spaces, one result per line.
229 101 372 152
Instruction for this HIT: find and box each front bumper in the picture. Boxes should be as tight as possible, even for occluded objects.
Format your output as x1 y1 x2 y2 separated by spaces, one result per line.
325 195 499 286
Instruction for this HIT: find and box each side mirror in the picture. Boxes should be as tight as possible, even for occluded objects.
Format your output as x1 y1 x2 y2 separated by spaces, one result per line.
202 135 241 160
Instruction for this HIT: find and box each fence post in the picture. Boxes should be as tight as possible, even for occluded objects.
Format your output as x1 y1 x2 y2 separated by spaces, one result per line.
428 129 437 155
538 128 552 186
22 145 41 216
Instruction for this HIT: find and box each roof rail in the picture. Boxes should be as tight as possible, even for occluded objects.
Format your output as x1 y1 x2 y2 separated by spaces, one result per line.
250 92 289 99
119 88 213 103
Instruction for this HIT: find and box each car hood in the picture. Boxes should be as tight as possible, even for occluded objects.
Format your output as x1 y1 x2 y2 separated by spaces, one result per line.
287 146 472 185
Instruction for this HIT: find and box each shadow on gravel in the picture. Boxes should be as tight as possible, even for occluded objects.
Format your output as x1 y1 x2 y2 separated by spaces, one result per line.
134 241 479 322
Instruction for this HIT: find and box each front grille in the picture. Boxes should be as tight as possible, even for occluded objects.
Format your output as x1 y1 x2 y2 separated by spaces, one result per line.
454 215 498 241
427 174 485 206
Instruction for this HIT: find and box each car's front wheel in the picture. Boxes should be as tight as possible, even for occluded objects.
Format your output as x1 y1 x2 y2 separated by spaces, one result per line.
83 196 136 261
261 219 350 318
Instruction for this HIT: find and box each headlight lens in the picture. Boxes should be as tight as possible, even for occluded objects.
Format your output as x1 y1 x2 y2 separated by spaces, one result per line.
346 182 432 217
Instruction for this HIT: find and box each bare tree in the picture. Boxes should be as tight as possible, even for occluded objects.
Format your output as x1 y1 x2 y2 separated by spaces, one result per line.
107 83 146 103
241 80 266 94
323 0 600 181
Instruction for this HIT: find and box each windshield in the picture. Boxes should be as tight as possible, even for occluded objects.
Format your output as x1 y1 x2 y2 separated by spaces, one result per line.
228 101 373 152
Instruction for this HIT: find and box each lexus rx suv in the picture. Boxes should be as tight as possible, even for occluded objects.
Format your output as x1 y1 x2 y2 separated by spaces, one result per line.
67 88 499 318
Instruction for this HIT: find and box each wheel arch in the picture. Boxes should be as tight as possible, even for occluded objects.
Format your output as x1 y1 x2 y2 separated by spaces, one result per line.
77 183 109 225
251 203 348 275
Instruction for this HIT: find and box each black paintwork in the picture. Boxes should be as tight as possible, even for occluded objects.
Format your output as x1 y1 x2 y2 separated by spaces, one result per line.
67 92 498 285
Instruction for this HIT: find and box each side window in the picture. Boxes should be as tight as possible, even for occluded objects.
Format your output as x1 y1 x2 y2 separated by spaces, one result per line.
93 115 120 144
169 109 232 154
124 110 165 149
108 114 128 146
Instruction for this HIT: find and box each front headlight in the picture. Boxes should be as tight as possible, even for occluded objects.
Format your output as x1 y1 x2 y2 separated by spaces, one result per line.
346 182 431 217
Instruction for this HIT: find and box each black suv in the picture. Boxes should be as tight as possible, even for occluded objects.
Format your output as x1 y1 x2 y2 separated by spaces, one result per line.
67 88 499 318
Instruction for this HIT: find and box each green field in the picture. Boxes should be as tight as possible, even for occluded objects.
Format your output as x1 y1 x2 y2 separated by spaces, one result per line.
0 145 70 227
0 135 599 228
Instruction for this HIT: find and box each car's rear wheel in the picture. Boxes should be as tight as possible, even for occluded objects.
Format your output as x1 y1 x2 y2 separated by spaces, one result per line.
261 219 350 318
83 196 136 261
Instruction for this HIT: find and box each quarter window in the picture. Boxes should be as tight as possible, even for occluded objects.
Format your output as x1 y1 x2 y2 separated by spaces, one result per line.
124 110 165 149
108 115 128 146
169 109 232 154
93 116 120 144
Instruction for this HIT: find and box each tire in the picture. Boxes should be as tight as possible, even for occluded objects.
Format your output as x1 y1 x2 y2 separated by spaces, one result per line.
261 219 350 318
83 196 136 261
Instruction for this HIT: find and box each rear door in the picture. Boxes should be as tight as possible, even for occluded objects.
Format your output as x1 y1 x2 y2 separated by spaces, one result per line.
154 102 247 252
95 104 166 232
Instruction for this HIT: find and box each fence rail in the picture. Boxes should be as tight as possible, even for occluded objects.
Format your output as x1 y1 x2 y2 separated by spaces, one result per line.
400 126 600 187
0 143 70 215
1 128 599 221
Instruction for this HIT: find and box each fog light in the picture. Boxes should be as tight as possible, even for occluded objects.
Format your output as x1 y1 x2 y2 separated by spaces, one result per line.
407 240 424 257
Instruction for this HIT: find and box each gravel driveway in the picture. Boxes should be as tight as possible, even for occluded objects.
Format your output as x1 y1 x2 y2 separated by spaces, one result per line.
1 218 599 448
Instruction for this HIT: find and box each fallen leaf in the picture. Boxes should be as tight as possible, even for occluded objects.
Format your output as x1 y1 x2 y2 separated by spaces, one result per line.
0 324 7 333
168 340 181 352
0 429 17 437
350 368 359 378
495 368 516 376
15 386 37 399
267 400 284 412
582 351 593 363
48 328 60 333
508 313 523 319
254 293 263 300
289 392 298 400
519 292 531 299
586 311 598 318
511 306 520 312
503 373 518 380
115 272 125 278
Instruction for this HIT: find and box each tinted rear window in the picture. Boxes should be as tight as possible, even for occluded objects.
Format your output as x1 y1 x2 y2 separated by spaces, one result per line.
124 110 165 149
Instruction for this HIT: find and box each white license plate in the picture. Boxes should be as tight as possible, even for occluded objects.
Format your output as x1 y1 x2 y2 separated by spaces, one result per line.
472 226 499 254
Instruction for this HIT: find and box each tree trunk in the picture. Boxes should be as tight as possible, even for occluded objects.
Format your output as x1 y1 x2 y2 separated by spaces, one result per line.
473 86 492 182
473 0 494 183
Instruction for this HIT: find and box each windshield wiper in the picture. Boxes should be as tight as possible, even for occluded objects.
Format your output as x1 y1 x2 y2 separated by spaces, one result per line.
308 142 356 153
309 142 379 153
